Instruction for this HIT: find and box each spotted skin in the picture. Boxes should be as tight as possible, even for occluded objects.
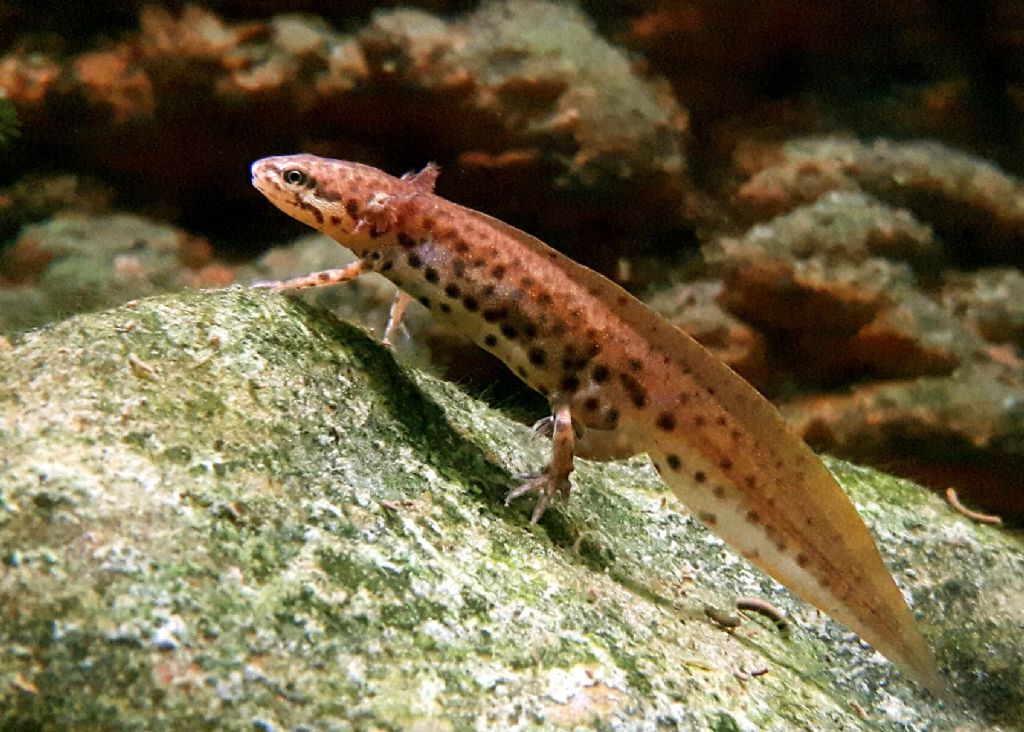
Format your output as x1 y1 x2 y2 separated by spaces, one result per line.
250 154 943 694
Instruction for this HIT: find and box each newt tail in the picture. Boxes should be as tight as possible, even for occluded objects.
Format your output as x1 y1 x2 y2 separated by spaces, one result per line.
250 153 944 694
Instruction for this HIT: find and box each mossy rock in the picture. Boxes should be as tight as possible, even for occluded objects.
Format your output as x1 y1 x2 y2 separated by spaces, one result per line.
1 287 1021 730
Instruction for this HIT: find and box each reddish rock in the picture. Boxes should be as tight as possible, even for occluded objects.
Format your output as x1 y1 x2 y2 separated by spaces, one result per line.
0 2 691 266
848 290 978 379
784 362 1024 518
942 268 1024 347
735 137 1024 264
706 192 931 335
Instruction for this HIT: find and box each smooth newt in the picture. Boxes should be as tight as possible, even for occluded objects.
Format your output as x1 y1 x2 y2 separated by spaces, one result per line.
250 154 943 694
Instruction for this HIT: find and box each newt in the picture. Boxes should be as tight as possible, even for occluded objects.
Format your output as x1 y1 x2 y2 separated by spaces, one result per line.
250 154 943 694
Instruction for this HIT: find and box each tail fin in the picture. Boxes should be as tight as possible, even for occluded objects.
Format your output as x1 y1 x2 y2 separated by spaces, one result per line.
649 436 943 694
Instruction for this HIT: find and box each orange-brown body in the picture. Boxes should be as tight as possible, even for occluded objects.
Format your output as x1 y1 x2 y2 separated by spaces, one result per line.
251 154 943 694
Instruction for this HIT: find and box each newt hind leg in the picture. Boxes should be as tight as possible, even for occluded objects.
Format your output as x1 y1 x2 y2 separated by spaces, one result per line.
507 403 575 523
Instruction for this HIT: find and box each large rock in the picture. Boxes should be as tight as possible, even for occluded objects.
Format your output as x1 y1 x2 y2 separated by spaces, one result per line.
1 288 1020 730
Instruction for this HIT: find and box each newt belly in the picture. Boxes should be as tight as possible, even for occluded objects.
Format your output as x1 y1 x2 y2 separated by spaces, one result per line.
250 153 943 694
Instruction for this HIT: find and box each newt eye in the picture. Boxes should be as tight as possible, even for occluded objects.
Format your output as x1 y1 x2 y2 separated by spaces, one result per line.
283 168 308 187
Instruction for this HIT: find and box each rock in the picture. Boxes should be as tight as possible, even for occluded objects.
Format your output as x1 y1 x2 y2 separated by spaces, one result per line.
0 287 1020 729
942 268 1024 347
735 138 1024 264
0 213 229 334
0 2 691 263
646 279 770 390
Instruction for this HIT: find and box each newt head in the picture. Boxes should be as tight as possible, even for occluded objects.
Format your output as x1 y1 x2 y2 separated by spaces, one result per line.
251 154 440 242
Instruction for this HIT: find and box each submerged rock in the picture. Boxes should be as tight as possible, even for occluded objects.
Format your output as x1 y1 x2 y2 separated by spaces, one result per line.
0 287 1021 730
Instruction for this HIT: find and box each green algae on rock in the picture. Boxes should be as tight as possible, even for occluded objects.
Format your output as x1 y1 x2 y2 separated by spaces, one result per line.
0 287 1021 730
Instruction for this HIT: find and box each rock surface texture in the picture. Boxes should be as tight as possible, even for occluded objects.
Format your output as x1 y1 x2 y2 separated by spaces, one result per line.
1 288 1022 730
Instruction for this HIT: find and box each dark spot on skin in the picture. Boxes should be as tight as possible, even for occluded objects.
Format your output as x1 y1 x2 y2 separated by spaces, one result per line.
473 258 486 268
796 554 809 568
584 397 600 411
698 511 717 526
677 393 690 405
628 358 643 371
606 407 619 426
345 200 359 217
491 265 506 280
618 373 648 408
560 375 580 393
745 475 757 489
694 415 707 427
731 429 743 442
464 296 478 311
528 348 546 366
408 253 422 268
521 276 534 288
439 303 451 313
707 387 716 396
501 324 518 339
538 386 549 396
484 334 498 347
370 251 381 260
694 471 706 483
445 283 461 298
538 292 553 306
712 485 726 498
299 201 324 224
666 454 681 471
617 295 628 306
547 251 557 259
483 308 507 322
560 346 591 372
422 217 435 231
452 259 466 277
318 272 332 281
551 320 567 336
682 366 693 375
425 267 440 283
381 261 393 272
418 296 431 308
775 538 787 551
719 458 733 471
663 356 671 365
746 511 759 523
329 215 341 225
482 284 496 297
523 323 537 339
656 412 676 431
592 364 610 383
516 366 528 378
455 240 469 254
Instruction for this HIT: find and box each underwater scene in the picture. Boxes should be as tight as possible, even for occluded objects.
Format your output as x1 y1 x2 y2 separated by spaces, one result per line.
1 2 1023 729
